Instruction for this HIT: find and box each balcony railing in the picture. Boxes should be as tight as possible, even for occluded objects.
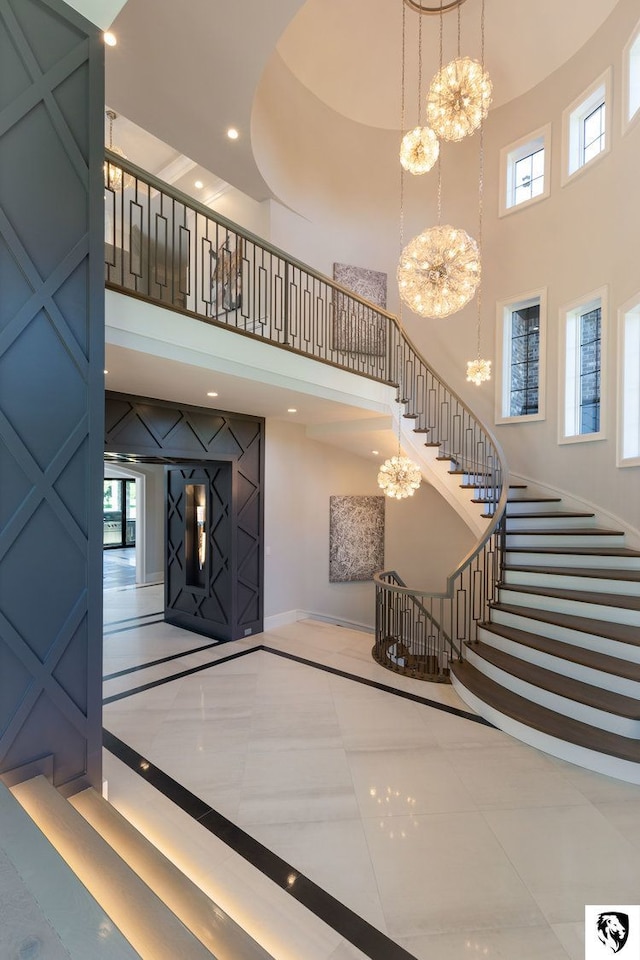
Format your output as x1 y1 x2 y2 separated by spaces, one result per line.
105 150 508 680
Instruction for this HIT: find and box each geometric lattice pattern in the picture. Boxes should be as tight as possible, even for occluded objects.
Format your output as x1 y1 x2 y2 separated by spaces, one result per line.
105 394 264 641
0 0 104 791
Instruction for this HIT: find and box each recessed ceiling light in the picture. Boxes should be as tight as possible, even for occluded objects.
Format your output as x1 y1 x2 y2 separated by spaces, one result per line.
104 369 109 375
227 127 239 140
194 180 203 189
207 391 218 397
372 450 379 455
287 408 297 413
104 31 117 46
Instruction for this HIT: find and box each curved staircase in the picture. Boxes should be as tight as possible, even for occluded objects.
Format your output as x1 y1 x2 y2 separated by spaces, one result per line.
451 483 640 783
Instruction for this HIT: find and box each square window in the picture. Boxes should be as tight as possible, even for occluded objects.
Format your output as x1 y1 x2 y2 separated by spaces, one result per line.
499 125 551 217
562 69 611 184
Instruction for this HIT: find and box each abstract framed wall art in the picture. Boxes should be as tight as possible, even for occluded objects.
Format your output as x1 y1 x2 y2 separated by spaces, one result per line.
332 262 387 356
211 235 243 314
329 495 385 582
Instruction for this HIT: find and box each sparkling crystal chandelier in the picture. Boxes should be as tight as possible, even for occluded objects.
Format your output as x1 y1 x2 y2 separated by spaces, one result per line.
397 0 481 319
398 224 479 318
377 454 422 499
399 7 438 175
400 126 439 175
427 56 492 142
104 109 128 191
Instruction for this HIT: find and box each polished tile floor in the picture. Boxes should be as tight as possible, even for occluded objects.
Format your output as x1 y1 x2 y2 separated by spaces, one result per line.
102 575 640 960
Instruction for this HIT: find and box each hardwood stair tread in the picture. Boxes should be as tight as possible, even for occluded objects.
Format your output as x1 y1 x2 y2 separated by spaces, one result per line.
479 621 640 683
499 582 640 611
506 546 640 557
505 527 625 537
505 564 640 583
507 496 561 504
490 602 640 645
505 511 595 520
468 641 640 719
450 661 640 764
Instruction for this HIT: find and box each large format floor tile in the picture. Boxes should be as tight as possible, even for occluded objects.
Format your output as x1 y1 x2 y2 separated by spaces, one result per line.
102 581 640 960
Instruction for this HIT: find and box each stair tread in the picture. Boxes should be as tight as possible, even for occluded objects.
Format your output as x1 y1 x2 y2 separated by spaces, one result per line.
499 582 640 611
451 661 640 764
505 564 640 582
506 511 596 519
480 621 640 683
491 602 640 645
507 496 562 504
506 546 640 557
469 641 640 719
505 527 624 536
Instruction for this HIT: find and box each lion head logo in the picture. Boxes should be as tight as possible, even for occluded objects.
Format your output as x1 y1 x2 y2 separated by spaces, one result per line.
597 913 629 953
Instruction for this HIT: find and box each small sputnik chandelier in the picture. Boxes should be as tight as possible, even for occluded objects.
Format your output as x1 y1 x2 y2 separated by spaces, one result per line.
378 454 422 500
105 109 128 191
397 224 480 319
466 357 491 385
400 126 439 175
427 56 492 142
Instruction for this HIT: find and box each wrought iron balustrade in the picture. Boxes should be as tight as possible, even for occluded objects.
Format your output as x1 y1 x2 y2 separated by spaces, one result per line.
104 150 508 682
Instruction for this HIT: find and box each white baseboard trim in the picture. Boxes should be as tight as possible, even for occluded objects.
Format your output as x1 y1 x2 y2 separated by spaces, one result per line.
263 609 374 635
263 610 302 630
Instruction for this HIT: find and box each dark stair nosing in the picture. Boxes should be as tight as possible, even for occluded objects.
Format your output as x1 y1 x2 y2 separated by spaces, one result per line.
504 564 640 583
505 546 640 558
505 511 596 520
498 582 640 612
491 602 640 646
451 661 640 765
505 527 625 537
468 641 640 720
479 621 640 684
507 496 562 504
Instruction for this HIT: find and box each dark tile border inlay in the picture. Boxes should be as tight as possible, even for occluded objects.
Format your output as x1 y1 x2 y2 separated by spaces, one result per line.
104 611 164 627
102 647 259 705
104 643 494 727
103 640 220 681
104 618 166 637
103 730 419 960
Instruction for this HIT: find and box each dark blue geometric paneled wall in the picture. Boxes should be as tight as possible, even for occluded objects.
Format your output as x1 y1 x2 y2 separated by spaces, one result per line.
0 0 104 793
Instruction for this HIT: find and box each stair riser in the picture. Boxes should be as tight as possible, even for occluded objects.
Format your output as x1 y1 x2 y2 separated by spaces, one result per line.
502 568 640 598
497 588 640 628
504 550 640 570
505 533 626 549
477 627 640 699
490 608 640 663
506 501 562 516
450 675 640 785
505 515 596 531
465 646 640 739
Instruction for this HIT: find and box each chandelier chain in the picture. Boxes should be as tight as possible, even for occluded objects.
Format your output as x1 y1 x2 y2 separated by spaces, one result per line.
476 0 486 357
457 1 461 57
437 0 443 224
417 7 423 123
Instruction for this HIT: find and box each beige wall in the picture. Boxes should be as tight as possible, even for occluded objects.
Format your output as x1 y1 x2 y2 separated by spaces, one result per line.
256 0 640 539
264 419 474 629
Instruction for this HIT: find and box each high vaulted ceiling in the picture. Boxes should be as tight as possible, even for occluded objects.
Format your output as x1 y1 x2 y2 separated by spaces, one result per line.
106 0 620 202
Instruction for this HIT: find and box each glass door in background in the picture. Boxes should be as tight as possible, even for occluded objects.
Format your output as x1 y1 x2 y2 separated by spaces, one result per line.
103 478 136 548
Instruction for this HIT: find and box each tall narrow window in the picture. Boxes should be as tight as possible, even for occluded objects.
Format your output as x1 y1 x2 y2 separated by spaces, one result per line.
499 125 550 217
496 291 546 424
560 289 607 443
619 294 640 465
562 70 611 184
624 20 640 129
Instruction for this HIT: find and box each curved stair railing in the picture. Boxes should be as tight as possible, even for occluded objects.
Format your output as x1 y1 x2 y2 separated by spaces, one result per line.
105 150 508 681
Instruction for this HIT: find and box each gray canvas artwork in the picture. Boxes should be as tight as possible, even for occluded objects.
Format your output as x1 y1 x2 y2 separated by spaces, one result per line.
329 495 385 582
332 263 388 356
